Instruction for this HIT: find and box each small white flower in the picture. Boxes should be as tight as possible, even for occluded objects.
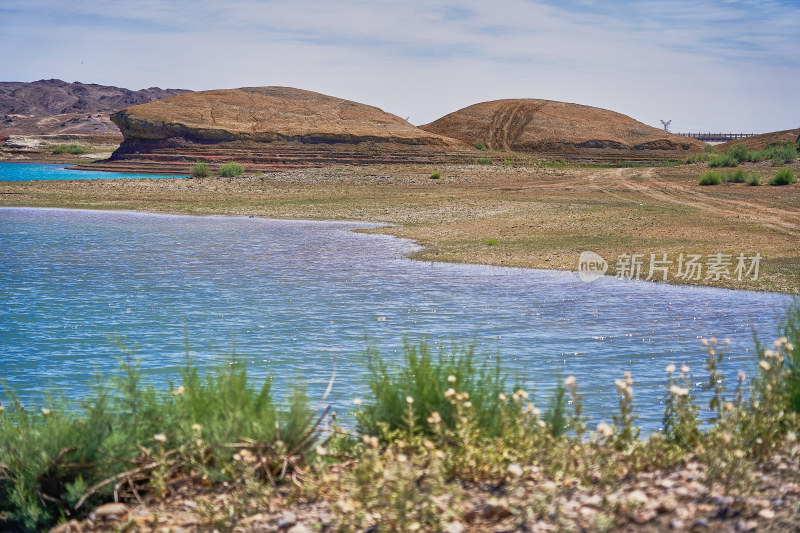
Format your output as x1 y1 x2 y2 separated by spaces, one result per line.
353 398 362 406
464 401 472 408
701 339 708 346
499 393 507 401
666 364 676 373
315 445 327 456
764 349 775 358
192 423 202 433
406 396 414 404
154 433 167 443
724 338 731 345
426 411 442 424
774 339 782 348
537 420 546 428
680 365 690 374
41 408 51 416
759 360 771 371
508 463 523 477
447 375 457 383
615 379 627 393
787 343 794 351
533 407 541 416
565 376 576 387
670 385 689 397
516 389 528 400
597 422 614 438
445 388 456 398
710 337 717 345
787 432 797 443
738 371 746 381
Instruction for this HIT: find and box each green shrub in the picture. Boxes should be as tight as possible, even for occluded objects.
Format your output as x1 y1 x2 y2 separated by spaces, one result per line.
746 175 761 186
686 152 715 164
429 171 442 180
708 154 738 168
219 162 245 177
0 357 316 531
770 168 796 186
724 169 747 183
772 144 798 165
779 301 800 414
190 162 210 178
698 171 723 185
50 144 90 155
356 342 507 440
482 238 498 246
477 157 492 165
728 144 750 163
473 141 488 151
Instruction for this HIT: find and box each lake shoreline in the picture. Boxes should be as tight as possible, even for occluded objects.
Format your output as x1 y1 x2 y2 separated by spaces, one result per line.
2 161 799 294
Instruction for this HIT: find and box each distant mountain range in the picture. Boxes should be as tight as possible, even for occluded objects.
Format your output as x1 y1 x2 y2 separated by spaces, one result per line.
0 80 190 136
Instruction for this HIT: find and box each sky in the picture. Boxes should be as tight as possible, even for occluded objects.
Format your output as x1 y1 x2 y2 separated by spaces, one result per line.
1 0 798 133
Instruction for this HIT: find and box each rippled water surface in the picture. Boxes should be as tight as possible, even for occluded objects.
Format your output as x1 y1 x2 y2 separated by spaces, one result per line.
0 207 792 430
0 162 186 181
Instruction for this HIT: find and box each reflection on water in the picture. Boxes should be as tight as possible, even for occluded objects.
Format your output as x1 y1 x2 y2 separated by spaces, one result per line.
0 207 792 430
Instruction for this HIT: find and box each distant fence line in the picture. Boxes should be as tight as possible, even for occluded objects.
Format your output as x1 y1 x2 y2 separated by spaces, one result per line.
674 132 757 142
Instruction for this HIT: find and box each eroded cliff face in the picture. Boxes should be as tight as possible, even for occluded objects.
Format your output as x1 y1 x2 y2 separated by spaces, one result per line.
103 87 467 172
420 99 704 159
111 87 461 148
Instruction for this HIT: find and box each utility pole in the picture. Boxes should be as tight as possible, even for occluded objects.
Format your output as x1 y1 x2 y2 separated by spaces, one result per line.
660 120 672 133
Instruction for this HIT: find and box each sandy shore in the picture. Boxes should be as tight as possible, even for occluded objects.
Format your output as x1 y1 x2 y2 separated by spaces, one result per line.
2 161 799 293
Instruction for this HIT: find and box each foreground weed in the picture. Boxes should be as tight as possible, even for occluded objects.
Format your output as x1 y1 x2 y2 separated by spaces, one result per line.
356 341 506 441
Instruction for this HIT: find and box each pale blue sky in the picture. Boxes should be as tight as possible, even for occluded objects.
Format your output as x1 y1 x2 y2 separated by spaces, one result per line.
1 0 798 132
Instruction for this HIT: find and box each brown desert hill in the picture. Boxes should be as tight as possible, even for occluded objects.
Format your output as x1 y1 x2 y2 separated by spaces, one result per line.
99 87 465 173
111 86 461 147
717 128 800 151
420 99 704 161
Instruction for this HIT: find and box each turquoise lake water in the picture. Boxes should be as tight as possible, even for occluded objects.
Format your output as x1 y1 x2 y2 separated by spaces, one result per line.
0 162 186 181
0 207 793 430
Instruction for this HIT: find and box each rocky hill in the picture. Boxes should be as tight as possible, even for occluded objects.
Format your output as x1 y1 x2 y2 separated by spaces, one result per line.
0 80 189 136
420 99 704 161
98 87 465 173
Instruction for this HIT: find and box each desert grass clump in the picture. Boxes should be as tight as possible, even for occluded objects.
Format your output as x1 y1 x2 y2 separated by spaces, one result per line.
51 144 90 155
708 154 738 168
190 161 210 178
219 162 245 177
746 174 761 186
771 144 798 165
473 141 489 151
770 168 796 186
724 168 748 183
698 171 723 185
477 157 492 165
429 171 442 179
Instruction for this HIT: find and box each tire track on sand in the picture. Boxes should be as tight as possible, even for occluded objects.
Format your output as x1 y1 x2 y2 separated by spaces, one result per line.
610 168 800 237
